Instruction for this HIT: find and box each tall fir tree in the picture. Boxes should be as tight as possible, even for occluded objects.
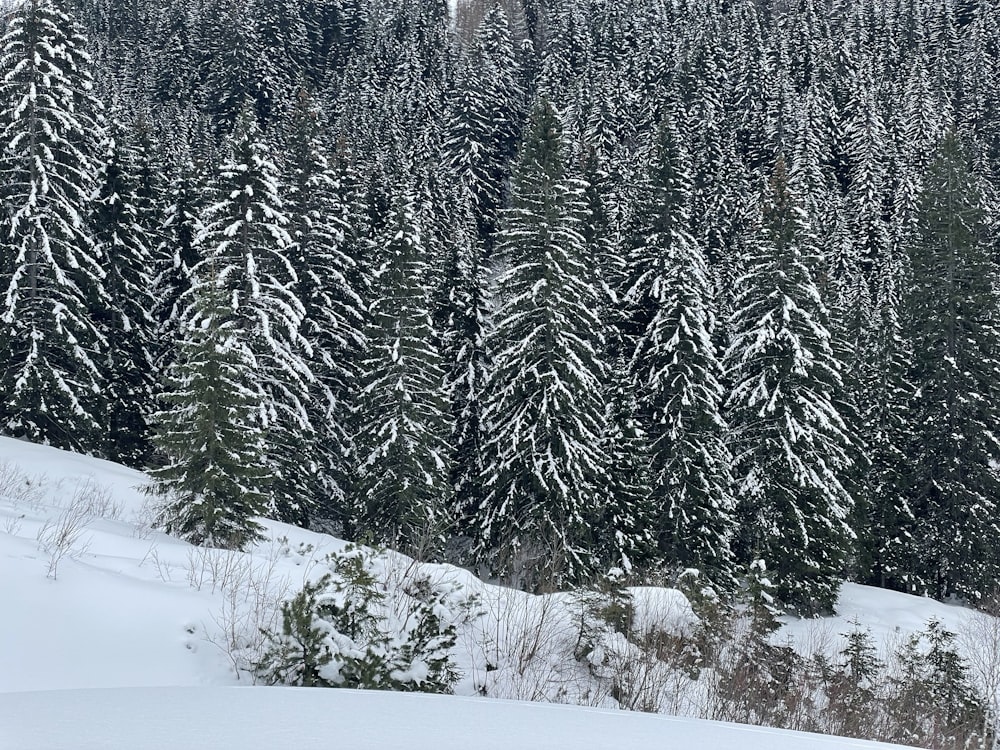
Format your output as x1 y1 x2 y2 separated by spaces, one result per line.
151 147 204 373
477 99 610 587
91 117 157 466
282 89 366 531
195 111 313 524
149 263 269 550
902 133 1000 600
429 181 490 544
724 156 855 613
351 188 453 558
0 0 107 451
626 122 736 585
442 5 524 254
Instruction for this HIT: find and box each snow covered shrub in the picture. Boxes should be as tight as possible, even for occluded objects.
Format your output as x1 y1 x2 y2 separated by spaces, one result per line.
255 575 336 687
572 572 701 714
573 569 635 664
256 546 462 693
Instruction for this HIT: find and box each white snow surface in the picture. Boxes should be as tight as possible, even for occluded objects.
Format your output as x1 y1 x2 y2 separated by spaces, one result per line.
0 435 970 748
1 686 916 750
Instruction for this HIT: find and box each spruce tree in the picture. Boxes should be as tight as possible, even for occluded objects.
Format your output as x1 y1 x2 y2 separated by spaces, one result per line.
724 156 855 613
149 266 269 549
200 0 267 133
352 189 453 558
626 123 736 585
429 182 489 544
151 149 204 373
477 98 610 587
91 118 157 466
442 5 523 253
196 111 313 524
0 0 106 451
903 133 1000 600
600 359 655 575
283 89 365 531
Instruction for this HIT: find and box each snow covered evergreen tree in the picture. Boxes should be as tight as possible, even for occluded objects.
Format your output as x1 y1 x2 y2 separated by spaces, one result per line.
195 111 313 524
149 266 269 550
282 89 365 531
352 189 453 558
902 133 1000 600
442 5 523 253
151 145 204 372
429 182 490 545
599 359 655 575
91 118 157 466
626 122 736 586
200 0 272 133
724 156 855 613
477 98 610 587
0 0 107 451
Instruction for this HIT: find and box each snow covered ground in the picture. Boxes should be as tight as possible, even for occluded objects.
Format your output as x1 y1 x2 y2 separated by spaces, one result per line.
1 686 921 750
0 435 974 748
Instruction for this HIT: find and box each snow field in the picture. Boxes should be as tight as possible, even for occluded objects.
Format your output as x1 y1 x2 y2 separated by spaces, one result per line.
0 435 986 749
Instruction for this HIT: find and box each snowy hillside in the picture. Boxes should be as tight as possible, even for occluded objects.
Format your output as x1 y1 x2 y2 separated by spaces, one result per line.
2 687 922 750
0 436 989 748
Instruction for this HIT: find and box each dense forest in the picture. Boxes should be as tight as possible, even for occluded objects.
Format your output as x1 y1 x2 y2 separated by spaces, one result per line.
1 0 998 613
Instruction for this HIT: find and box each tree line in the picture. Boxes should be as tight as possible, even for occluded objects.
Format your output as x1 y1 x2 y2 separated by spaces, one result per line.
1 0 999 612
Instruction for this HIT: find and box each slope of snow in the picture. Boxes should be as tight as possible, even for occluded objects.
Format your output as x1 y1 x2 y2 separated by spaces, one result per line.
0 435 978 749
0 686 918 750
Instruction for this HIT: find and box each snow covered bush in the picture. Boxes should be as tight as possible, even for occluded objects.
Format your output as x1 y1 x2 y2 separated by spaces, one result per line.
256 546 463 693
571 571 701 714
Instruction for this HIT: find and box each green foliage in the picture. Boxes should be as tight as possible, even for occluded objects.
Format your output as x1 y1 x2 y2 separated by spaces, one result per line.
257 546 461 693
149 278 269 551
351 190 454 557
725 157 855 613
886 618 993 750
0 0 106 451
626 121 736 587
256 575 336 687
824 620 882 737
92 119 157 467
477 96 610 587
573 568 637 665
902 133 1000 601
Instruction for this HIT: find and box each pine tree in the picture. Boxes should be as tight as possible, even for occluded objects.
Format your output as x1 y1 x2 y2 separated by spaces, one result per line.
903 133 1000 600
351 189 453 558
200 0 267 133
858 245 916 590
429 182 489 544
725 156 855 613
151 147 204 373
599 358 655 575
91 117 157 466
149 266 269 549
626 123 736 585
283 89 365 531
252 0 308 125
196 111 313 524
0 0 107 451
477 98 610 587
150 1 198 106
442 5 523 253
